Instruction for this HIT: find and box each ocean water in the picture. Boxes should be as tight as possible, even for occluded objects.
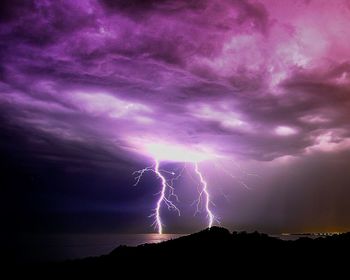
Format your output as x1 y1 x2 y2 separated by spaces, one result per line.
12 233 312 263
13 233 186 263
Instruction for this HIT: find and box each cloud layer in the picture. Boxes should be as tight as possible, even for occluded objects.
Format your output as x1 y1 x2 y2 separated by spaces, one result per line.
3 0 350 234
2 0 350 164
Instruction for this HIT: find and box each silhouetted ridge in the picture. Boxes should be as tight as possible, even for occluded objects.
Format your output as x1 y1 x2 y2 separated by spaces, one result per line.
24 227 350 276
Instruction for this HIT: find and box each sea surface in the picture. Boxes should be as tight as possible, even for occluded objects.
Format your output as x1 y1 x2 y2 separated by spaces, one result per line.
12 233 186 263
11 233 315 263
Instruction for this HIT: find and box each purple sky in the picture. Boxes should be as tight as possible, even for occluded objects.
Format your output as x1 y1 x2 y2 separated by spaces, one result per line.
2 0 350 234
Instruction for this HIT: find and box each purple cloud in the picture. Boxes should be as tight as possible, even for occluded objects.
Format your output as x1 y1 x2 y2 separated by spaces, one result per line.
1 0 350 165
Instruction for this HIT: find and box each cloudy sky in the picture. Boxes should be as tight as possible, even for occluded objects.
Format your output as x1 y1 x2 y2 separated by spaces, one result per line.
2 0 350 234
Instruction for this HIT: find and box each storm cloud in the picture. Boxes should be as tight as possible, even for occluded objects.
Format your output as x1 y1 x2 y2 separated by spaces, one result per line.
2 0 350 234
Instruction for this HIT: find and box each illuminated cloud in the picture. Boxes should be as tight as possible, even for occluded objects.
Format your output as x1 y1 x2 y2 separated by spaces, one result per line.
306 130 350 154
69 91 152 121
143 142 214 163
275 126 298 136
190 103 246 130
1 0 350 163
2 0 350 234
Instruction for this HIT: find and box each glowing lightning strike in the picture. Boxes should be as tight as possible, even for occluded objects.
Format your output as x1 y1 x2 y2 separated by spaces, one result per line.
133 159 180 234
194 163 216 228
153 160 167 234
152 160 181 234
132 164 154 186
132 158 252 232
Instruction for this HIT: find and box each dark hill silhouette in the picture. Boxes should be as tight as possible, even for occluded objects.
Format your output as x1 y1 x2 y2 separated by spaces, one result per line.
23 227 350 276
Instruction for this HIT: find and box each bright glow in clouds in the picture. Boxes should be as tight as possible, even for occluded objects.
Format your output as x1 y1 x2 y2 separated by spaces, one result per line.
129 137 216 163
275 126 297 136
145 143 214 163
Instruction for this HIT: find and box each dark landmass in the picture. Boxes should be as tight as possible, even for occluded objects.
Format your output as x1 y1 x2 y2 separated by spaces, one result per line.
19 227 350 276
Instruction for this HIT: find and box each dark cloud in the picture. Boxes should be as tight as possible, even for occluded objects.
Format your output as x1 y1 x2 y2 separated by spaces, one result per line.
0 0 35 23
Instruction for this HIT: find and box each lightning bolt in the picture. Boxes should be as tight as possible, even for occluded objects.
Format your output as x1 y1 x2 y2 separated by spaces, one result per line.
133 160 222 233
133 159 180 234
193 163 216 228
130 140 258 233
132 164 154 186
153 160 167 234
213 161 251 190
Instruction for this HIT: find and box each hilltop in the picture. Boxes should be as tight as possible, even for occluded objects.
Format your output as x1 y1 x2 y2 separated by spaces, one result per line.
24 227 350 276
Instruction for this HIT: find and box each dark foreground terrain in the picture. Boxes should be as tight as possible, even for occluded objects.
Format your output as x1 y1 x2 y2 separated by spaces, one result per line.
19 227 350 276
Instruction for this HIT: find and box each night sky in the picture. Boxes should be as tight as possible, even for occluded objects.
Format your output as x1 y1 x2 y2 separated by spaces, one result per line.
2 0 350 235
